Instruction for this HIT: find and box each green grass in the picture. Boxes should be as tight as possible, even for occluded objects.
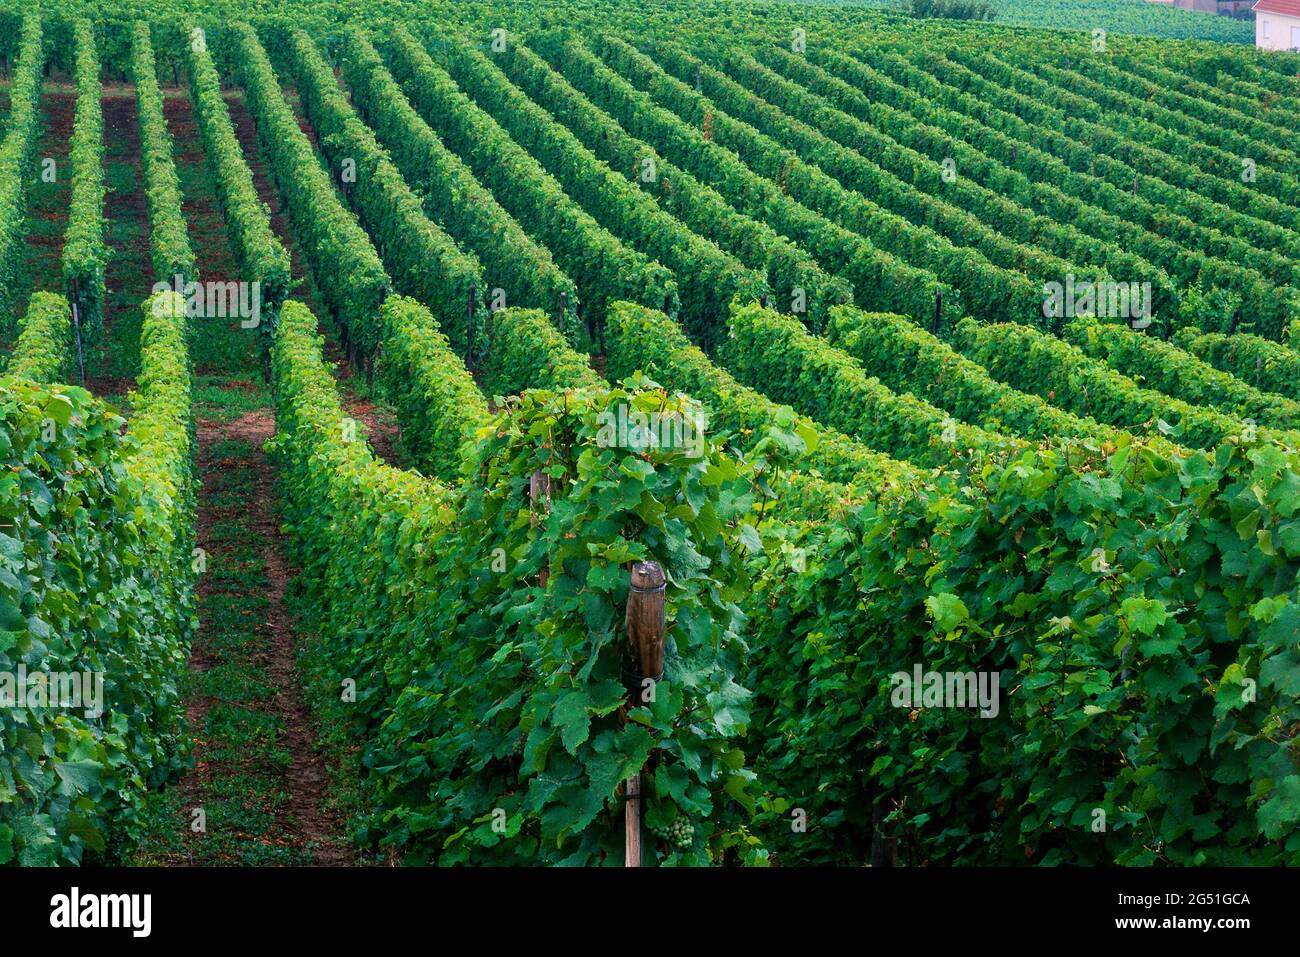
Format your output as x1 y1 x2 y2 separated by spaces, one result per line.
9 88 72 350
94 87 227 382
133 431 312 866
193 375 269 422
95 105 151 381
174 99 262 378
132 88 374 865
295 617 391 861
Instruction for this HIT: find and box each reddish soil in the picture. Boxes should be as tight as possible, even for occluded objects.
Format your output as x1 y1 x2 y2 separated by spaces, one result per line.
85 88 150 395
223 91 319 319
195 408 353 866
223 89 403 466
15 88 74 317
102 89 150 307
165 78 352 865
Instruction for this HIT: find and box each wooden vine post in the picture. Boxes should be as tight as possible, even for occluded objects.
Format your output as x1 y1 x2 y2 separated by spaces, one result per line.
871 804 898 867
623 560 665 868
338 312 352 371
466 285 478 371
368 286 389 389
529 470 551 588
69 277 86 386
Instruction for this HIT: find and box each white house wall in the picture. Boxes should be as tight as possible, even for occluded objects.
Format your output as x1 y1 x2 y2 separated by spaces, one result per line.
1258 12 1300 49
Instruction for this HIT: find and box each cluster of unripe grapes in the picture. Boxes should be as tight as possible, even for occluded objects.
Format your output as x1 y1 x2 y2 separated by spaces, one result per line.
652 817 694 849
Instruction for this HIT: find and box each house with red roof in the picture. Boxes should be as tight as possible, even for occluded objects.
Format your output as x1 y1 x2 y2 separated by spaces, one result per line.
1253 0 1300 49
1143 0 1259 18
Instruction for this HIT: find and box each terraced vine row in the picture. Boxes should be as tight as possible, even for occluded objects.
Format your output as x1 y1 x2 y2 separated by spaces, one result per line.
379 25 678 338
284 28 486 357
5 7 1300 870
0 17 43 335
186 32 292 337
337 29 580 339
133 24 197 290
63 20 108 346
232 23 389 358
546 31 956 326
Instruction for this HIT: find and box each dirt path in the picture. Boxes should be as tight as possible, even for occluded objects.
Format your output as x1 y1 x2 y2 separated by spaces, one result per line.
210 407 352 865
132 84 354 866
224 90 324 322
164 90 253 378
136 402 351 866
224 87 403 466
15 86 74 319
87 86 151 399
245 411 353 866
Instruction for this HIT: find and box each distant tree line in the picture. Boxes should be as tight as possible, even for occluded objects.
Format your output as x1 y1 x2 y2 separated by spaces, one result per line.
904 0 998 22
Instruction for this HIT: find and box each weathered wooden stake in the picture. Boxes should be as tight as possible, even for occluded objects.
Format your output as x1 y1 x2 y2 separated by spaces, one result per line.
626 561 666 680
558 290 568 333
530 470 551 588
529 470 551 512
370 288 388 384
580 297 596 344
467 285 478 370
69 279 86 386
624 773 642 867
70 302 85 384
624 561 666 868
871 802 898 867
931 288 942 337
